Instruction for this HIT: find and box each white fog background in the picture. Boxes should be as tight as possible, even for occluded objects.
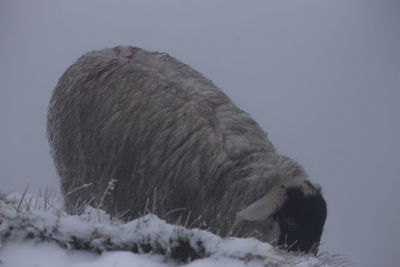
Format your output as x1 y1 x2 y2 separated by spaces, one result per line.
0 1 399 266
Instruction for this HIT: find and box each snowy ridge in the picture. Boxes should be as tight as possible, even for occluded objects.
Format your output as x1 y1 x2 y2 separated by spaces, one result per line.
0 192 343 266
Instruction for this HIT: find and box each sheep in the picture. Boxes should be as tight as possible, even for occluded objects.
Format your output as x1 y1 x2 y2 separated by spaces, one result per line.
47 46 327 253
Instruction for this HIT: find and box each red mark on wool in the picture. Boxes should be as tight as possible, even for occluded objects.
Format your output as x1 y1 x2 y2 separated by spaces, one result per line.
116 46 140 57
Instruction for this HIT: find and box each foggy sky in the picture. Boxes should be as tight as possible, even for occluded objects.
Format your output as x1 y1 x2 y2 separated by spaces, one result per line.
1 1 399 266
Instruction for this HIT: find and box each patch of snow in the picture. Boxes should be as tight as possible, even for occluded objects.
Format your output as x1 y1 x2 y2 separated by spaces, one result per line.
0 192 339 266
0 241 97 267
72 252 167 267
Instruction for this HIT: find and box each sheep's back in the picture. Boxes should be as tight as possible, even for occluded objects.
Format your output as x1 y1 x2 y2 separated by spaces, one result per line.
47 47 273 223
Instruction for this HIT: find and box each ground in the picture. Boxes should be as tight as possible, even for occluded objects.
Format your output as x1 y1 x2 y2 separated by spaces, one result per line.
0 191 344 267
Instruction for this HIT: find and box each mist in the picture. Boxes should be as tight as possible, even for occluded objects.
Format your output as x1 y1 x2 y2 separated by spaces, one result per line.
1 1 399 266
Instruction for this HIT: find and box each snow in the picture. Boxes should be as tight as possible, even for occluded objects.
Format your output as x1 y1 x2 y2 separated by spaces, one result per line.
1 242 98 267
0 192 340 266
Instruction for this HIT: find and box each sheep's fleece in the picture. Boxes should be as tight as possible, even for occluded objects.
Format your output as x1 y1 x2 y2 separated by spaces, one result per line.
47 46 327 253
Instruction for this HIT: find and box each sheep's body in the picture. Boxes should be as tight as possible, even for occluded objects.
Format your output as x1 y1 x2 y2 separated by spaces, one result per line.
48 46 326 252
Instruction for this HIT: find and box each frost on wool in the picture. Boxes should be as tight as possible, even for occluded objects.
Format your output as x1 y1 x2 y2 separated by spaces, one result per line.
47 46 327 254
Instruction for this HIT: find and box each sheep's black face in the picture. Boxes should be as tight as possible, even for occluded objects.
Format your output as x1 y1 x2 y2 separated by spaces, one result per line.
275 187 327 254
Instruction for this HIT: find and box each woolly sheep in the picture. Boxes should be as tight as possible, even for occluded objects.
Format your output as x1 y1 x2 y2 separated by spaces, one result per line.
47 46 327 253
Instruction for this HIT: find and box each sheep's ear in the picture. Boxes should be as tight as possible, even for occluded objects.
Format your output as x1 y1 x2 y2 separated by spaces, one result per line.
237 186 286 221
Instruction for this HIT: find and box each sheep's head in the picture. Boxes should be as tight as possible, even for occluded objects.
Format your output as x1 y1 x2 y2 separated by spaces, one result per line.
274 186 326 253
237 182 327 254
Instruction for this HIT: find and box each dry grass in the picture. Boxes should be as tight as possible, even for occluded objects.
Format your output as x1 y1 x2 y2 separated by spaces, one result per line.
0 185 349 266
0 184 60 215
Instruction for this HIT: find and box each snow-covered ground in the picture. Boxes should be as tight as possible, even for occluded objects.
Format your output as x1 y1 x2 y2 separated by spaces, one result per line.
0 192 344 267
1 242 168 267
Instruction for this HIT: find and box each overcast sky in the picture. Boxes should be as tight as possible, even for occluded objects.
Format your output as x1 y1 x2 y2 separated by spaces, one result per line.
1 1 399 266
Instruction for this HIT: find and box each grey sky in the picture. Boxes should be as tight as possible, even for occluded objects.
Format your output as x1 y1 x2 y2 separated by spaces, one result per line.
1 1 399 266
